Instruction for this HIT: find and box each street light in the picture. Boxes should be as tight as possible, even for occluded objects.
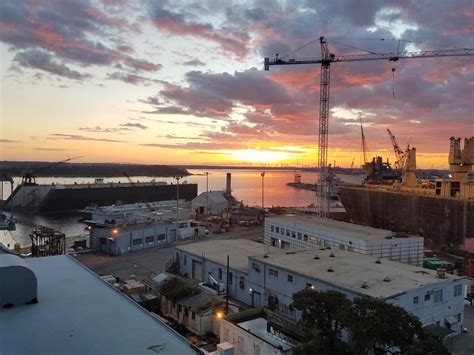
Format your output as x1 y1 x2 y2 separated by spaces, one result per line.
260 171 265 210
204 172 211 223
174 176 182 240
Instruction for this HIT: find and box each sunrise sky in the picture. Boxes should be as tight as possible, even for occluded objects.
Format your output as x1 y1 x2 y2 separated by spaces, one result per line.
0 0 473 168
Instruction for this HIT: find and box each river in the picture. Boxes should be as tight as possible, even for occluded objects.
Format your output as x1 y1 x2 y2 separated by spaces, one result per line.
1 169 364 247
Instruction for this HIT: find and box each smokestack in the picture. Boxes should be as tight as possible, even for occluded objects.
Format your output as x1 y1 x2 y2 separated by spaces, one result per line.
226 173 231 194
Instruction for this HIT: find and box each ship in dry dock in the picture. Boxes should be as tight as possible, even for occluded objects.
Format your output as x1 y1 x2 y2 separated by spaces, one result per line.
338 136 474 252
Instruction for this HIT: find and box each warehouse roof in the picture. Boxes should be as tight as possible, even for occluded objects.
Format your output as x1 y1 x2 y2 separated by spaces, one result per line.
0 255 197 355
250 248 465 298
176 239 280 272
266 215 422 242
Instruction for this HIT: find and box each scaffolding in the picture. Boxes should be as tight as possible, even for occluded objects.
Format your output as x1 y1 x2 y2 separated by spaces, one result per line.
30 226 66 257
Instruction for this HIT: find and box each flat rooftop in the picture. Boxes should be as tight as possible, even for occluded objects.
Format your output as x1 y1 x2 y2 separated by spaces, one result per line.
0 255 196 355
250 248 465 299
176 239 280 272
267 215 422 241
238 318 295 351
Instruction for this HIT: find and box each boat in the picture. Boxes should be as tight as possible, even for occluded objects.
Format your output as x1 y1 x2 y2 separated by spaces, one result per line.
338 137 474 252
4 178 198 214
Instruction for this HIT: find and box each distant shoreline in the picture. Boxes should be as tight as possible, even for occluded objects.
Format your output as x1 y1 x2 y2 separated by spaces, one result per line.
0 161 191 178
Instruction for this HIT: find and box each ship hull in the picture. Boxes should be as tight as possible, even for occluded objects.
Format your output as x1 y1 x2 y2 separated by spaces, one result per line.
7 183 198 214
338 185 473 250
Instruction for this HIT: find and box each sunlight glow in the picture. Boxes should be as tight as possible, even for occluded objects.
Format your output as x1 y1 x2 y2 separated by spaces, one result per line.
232 149 290 163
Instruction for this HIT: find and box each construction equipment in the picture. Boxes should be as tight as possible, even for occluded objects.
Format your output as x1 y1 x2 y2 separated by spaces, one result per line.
387 129 409 171
350 156 355 170
360 113 370 166
21 156 83 185
264 36 474 217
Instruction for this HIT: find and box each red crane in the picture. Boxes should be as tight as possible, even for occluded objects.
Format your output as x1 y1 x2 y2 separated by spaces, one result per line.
264 37 473 217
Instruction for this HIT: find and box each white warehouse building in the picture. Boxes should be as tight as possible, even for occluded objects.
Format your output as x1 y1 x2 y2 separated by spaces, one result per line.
176 239 468 337
265 216 424 265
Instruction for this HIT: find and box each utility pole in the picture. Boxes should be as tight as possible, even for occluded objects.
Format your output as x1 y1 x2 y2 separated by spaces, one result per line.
174 176 182 240
204 172 210 225
261 171 265 209
226 254 229 315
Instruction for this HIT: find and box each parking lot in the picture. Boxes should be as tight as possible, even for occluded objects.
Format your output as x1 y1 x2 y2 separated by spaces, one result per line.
73 225 264 281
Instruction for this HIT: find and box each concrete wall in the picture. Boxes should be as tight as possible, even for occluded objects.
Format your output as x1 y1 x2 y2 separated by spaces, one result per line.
220 318 286 355
264 218 423 266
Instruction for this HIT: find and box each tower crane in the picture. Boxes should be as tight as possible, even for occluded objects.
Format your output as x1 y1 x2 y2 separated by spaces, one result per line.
360 113 370 166
264 37 473 217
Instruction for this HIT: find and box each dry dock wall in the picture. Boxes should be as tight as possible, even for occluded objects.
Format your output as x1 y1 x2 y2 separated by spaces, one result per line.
338 186 473 250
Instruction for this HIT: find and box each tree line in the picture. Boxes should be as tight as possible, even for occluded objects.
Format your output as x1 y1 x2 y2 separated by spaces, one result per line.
291 289 449 355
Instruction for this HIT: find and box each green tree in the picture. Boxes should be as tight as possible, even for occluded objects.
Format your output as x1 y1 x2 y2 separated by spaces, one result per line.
347 297 423 355
291 289 351 354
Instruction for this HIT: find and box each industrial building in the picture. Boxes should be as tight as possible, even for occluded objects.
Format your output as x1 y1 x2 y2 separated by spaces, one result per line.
265 216 424 265
176 240 280 307
192 191 233 216
88 218 199 255
0 253 197 354
177 239 468 337
219 308 301 355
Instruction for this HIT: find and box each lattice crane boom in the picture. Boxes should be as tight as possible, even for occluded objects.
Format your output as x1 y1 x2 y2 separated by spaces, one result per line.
264 36 474 218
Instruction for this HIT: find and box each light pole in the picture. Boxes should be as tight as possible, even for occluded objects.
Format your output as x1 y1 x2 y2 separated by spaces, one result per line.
261 171 265 210
204 172 211 222
174 176 182 240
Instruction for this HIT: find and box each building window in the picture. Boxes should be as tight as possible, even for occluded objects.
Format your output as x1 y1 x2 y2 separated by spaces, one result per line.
424 292 431 301
303 234 308 241
269 268 279 277
280 228 284 235
145 236 154 243
454 284 462 297
291 231 296 238
456 313 461 322
132 238 142 245
275 227 279 233
297 232 302 240
218 268 222 280
184 254 187 265
239 276 245 289
287 274 293 282
156 234 166 241
413 296 419 305
251 262 260 272
271 225 274 232
228 272 233 285
286 229 290 237
434 290 443 303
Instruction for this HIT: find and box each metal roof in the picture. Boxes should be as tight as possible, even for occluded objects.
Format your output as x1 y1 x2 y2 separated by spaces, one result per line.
266 215 422 241
0 255 197 355
250 248 466 298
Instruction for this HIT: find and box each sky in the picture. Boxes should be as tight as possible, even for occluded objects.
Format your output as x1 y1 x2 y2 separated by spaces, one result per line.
0 0 473 168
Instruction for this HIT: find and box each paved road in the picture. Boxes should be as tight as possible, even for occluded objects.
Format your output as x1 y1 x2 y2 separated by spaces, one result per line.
451 302 474 355
73 225 263 282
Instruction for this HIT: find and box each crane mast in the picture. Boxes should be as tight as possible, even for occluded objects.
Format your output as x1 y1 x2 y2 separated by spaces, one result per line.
387 129 405 170
264 37 473 217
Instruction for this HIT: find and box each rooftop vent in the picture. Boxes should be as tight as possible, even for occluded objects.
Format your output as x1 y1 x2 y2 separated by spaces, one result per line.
0 254 38 308
314 255 320 260
375 258 382 264
327 267 334 272
383 276 391 282
263 254 269 258
436 268 446 279
329 253 335 257
361 281 369 289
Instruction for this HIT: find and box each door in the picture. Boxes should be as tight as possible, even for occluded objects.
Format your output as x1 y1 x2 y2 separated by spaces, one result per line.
252 291 262 308
192 259 202 280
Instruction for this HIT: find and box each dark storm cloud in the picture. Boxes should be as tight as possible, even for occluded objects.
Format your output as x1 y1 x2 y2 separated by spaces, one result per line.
14 49 90 80
120 122 148 130
148 2 250 58
0 0 160 80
